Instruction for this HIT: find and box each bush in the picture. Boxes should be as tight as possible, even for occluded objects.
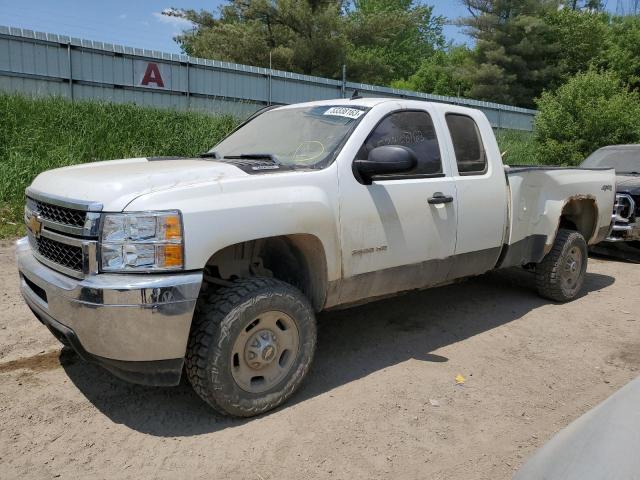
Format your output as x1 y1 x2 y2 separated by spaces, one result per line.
534 70 640 166
0 94 237 238
390 46 473 97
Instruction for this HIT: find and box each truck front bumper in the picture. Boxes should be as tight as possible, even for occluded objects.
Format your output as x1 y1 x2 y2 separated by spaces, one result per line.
15 237 203 386
605 220 640 242
606 193 640 242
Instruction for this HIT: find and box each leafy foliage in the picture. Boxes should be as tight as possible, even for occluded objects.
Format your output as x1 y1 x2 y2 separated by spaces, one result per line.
457 1 611 108
495 129 538 166
171 0 445 84
544 7 608 80
457 1 555 107
344 0 445 85
534 70 640 165
600 15 640 89
391 46 473 97
171 1 347 79
166 0 640 114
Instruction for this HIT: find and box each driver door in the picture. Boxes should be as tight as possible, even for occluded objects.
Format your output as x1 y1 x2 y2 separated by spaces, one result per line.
337 106 458 304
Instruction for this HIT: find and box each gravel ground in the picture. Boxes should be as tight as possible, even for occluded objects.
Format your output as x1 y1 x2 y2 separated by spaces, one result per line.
0 241 638 480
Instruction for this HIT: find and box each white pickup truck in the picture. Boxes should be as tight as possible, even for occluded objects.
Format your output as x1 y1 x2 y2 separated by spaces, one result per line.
17 98 615 417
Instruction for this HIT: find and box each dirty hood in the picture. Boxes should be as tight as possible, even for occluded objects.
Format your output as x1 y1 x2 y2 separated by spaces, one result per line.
28 157 247 211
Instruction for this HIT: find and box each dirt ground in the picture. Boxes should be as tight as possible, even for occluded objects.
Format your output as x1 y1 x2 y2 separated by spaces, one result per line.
0 241 638 480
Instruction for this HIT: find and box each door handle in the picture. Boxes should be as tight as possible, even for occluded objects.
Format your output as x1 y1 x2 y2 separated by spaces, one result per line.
427 193 454 205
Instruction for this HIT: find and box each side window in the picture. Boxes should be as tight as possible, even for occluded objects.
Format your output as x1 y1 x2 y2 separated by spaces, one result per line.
356 111 442 176
446 114 487 175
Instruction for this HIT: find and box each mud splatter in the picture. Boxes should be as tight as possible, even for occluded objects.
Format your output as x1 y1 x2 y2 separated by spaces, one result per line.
617 345 640 369
0 348 76 374
606 342 640 371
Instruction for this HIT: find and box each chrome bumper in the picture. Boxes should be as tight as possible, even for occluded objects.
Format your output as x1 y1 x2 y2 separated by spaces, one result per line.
606 221 640 242
606 193 639 242
16 237 202 364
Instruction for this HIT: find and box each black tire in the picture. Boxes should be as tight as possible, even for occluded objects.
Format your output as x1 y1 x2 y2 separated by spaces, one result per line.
536 228 588 302
185 277 316 417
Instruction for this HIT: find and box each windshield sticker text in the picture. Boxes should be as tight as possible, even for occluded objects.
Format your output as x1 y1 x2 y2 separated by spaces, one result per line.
251 165 280 170
323 107 365 119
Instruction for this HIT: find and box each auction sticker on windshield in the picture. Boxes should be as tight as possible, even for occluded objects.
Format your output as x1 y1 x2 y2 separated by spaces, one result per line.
323 107 366 119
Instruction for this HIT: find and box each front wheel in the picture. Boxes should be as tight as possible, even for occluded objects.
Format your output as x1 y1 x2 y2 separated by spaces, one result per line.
535 228 588 302
185 277 316 417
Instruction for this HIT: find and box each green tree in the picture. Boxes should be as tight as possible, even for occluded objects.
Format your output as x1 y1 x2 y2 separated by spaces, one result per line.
344 0 445 85
534 70 640 165
544 7 608 80
171 1 347 79
559 0 605 10
458 0 563 107
600 15 640 89
459 1 609 107
391 46 473 97
167 0 446 85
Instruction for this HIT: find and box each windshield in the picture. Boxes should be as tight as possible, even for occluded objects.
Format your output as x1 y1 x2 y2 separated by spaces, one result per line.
581 147 640 173
209 105 369 169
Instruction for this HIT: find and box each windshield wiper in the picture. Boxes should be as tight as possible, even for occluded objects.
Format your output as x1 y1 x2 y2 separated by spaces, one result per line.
199 151 220 159
223 153 281 165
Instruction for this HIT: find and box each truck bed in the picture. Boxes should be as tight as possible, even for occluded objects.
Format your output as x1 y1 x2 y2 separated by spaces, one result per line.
498 166 616 268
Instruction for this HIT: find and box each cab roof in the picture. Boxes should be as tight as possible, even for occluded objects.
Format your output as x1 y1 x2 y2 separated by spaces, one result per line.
272 97 481 117
273 97 394 110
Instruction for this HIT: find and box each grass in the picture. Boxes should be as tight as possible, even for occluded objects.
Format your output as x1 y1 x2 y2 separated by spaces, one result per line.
494 129 539 166
0 94 237 238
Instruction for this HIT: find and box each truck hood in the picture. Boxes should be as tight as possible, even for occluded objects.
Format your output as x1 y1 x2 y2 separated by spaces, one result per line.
29 157 247 211
616 174 640 196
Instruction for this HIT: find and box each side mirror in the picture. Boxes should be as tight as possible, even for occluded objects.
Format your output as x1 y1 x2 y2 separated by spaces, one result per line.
354 145 417 185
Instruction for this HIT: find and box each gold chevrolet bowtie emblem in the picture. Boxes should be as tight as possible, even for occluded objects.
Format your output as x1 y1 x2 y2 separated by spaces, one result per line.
27 214 43 238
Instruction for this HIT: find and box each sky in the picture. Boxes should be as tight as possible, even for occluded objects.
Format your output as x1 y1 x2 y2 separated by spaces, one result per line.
0 0 471 53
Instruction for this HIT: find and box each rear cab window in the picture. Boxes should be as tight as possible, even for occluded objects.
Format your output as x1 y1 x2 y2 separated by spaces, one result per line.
446 114 488 175
356 110 443 178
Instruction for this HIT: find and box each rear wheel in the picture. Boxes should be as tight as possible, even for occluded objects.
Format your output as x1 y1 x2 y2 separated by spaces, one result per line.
185 277 316 417
536 228 588 302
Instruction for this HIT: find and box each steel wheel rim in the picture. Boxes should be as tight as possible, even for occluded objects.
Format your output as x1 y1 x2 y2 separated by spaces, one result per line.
561 246 583 292
231 310 300 394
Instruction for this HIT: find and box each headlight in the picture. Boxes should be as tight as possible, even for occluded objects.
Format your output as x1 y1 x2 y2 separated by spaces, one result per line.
99 211 184 272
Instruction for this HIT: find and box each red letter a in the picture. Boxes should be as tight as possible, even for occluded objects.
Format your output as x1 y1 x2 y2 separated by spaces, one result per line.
141 63 164 87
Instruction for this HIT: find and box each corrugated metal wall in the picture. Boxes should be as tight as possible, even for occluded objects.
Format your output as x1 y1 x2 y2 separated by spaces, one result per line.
0 25 537 130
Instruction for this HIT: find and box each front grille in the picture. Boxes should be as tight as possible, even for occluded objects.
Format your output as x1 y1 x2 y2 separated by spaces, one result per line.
30 235 84 273
27 197 86 228
24 193 100 278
